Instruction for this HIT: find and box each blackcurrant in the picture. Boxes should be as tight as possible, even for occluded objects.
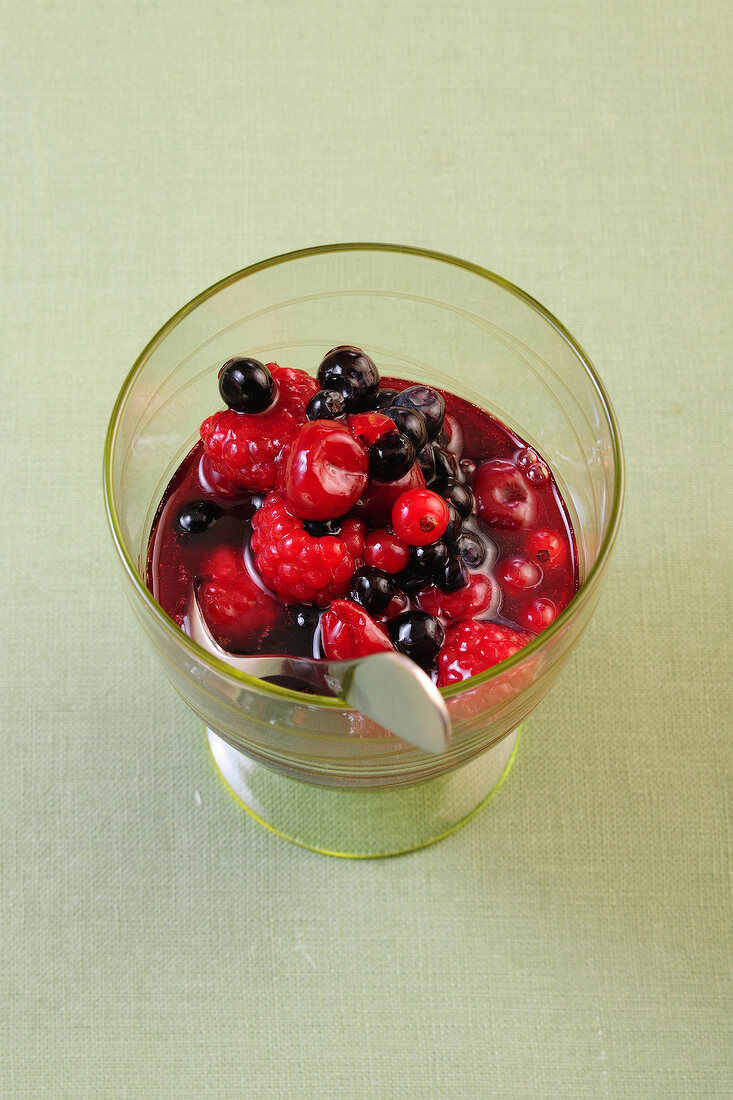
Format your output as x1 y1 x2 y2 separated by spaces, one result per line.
443 501 463 544
430 445 463 489
393 385 445 441
388 611 445 670
416 444 436 480
397 566 430 593
440 557 469 592
303 518 343 537
317 346 380 409
442 479 474 517
218 357 275 413
282 606 321 657
453 531 487 568
306 389 347 421
177 500 221 535
368 433 416 481
324 376 356 403
384 406 428 451
411 539 449 576
350 566 394 614
460 457 477 481
369 387 399 411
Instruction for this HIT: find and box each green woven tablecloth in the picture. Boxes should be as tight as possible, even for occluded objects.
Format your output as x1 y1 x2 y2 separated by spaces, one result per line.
2 1 731 1096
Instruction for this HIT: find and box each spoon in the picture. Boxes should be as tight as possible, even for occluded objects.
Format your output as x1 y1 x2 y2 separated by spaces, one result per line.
186 589 451 753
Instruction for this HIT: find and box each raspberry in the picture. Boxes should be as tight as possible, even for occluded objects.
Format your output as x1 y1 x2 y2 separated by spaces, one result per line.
364 529 410 574
197 544 280 650
279 420 368 521
250 493 365 606
321 599 394 660
200 364 319 492
437 621 532 686
416 573 493 622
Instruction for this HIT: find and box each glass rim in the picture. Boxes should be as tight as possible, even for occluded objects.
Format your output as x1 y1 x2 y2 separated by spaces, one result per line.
103 241 625 709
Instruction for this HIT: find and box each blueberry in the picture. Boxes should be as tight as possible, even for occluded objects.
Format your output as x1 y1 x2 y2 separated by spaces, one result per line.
388 611 445 670
411 539 449 576
454 531 487 568
317 346 380 409
177 500 221 535
369 387 399 411
304 518 342 537
393 385 445 441
442 480 474 517
306 389 347 421
218 357 275 413
350 566 394 614
384 406 428 451
368 433 416 481
443 501 463 544
440 557 469 592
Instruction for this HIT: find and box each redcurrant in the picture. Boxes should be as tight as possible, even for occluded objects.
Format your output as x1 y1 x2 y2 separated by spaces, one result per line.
391 489 450 547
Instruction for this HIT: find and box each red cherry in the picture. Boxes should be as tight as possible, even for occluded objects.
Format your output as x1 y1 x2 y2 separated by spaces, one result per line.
354 461 426 525
364 529 410 574
392 489 450 546
379 590 410 620
346 412 398 450
519 597 557 632
526 528 566 568
474 459 538 530
498 556 542 590
281 420 368 521
321 599 394 660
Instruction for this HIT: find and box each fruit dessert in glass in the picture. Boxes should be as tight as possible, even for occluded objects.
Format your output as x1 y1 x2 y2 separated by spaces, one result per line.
104 244 623 857
147 347 579 694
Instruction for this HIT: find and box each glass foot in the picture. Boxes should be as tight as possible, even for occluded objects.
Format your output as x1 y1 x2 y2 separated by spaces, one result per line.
207 728 520 858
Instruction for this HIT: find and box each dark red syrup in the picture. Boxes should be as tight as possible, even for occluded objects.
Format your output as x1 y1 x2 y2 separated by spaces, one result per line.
146 377 578 684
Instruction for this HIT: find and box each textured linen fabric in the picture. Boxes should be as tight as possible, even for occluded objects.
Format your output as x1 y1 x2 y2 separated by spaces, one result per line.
2 1 731 1096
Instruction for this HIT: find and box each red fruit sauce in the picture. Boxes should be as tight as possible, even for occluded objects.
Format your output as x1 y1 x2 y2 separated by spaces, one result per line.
146 377 579 683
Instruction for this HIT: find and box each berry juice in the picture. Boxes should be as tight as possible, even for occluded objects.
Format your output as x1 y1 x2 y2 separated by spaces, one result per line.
147 355 578 689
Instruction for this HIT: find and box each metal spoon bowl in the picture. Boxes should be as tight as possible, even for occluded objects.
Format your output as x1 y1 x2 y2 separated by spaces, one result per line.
187 589 451 754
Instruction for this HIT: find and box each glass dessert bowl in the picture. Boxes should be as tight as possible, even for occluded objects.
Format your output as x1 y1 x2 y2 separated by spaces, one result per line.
103 244 624 857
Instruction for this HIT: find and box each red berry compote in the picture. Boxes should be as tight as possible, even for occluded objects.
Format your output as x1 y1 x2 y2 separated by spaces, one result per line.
146 348 578 688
